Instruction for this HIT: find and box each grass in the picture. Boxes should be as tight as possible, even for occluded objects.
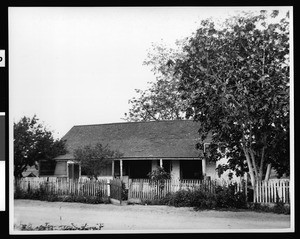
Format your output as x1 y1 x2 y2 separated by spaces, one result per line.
14 222 104 231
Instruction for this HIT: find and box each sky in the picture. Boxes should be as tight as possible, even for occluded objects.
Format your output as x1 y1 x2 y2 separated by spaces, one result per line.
8 7 289 139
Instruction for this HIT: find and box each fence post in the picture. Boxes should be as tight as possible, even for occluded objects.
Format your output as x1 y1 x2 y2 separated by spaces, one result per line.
107 179 110 197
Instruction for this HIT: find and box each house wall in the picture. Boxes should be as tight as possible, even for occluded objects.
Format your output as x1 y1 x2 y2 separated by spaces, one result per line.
151 160 158 171
205 161 217 179
54 161 67 176
171 160 180 180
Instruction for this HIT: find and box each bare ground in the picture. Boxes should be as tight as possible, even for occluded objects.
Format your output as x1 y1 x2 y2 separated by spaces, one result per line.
14 199 291 232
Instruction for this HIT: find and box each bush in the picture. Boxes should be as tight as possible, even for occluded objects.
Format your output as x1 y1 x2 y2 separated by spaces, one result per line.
61 194 106 204
273 200 290 214
166 190 193 207
121 182 128 201
141 183 247 210
161 189 216 209
190 190 217 209
248 201 290 215
215 184 247 209
14 186 26 199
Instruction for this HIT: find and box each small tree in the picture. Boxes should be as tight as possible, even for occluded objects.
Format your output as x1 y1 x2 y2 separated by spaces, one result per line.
73 143 122 180
148 166 171 190
14 115 67 178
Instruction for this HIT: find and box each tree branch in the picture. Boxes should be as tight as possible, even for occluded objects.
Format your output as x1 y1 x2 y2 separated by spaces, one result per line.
242 146 255 187
259 146 266 181
249 148 258 178
142 104 159 121
264 163 272 181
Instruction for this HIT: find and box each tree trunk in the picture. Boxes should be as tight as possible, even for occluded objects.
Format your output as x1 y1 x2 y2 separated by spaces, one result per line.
264 163 272 181
243 148 256 187
259 146 266 181
249 149 258 179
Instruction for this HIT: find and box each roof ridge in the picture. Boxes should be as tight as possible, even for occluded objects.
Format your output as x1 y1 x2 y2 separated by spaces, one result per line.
72 119 195 128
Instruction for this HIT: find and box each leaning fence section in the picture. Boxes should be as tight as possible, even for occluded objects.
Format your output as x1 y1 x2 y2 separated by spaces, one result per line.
15 177 109 197
254 179 290 204
109 179 123 202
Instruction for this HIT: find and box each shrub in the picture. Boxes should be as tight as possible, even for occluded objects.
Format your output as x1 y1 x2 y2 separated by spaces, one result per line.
248 202 271 212
141 183 247 210
167 190 193 207
61 194 105 204
121 182 128 201
273 200 290 214
248 201 290 215
215 184 247 209
14 185 26 199
147 166 171 181
190 190 217 210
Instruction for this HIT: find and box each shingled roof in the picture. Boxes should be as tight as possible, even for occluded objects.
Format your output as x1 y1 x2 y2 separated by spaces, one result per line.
55 120 210 160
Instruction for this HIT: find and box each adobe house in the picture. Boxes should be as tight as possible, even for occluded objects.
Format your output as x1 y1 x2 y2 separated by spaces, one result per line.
38 159 80 180
51 120 219 184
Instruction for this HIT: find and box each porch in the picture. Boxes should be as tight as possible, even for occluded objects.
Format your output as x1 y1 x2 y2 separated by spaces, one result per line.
110 158 211 188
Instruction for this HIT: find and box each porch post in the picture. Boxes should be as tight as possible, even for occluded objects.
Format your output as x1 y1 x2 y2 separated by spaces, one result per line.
66 162 69 181
112 160 115 178
202 158 206 177
160 159 163 168
120 159 123 180
79 163 81 178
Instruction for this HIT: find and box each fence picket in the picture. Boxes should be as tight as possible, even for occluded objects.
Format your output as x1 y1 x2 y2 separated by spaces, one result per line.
15 177 109 198
126 178 290 205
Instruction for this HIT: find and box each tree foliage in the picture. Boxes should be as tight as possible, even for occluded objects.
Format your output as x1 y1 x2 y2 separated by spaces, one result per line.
173 10 290 185
124 41 189 121
73 143 122 179
14 115 67 178
147 166 171 181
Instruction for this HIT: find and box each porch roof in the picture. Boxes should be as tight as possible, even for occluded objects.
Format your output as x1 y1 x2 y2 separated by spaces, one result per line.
55 120 211 160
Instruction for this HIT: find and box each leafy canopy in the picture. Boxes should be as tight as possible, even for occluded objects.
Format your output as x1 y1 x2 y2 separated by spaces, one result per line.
124 41 189 121
14 115 67 178
173 10 289 183
73 143 122 179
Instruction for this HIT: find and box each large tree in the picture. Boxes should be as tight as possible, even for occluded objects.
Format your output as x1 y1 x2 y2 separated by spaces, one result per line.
124 41 189 121
173 10 290 186
14 115 67 178
73 143 122 179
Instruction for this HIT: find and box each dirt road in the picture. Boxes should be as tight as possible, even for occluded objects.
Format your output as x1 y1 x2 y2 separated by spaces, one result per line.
13 199 291 232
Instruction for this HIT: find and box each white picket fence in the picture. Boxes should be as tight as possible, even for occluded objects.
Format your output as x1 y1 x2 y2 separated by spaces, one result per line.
15 177 290 204
128 178 245 201
254 179 290 204
15 177 109 197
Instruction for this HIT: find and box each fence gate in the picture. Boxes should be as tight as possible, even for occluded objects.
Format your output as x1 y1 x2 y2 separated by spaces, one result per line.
109 179 122 204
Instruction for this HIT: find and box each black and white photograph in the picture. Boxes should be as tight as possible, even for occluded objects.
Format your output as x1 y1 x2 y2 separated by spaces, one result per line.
8 6 294 234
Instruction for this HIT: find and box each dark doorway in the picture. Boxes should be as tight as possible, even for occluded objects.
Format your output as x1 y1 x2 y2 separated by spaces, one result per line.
156 160 171 174
68 163 80 180
74 164 80 179
68 164 73 179
129 160 152 179
180 160 202 179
